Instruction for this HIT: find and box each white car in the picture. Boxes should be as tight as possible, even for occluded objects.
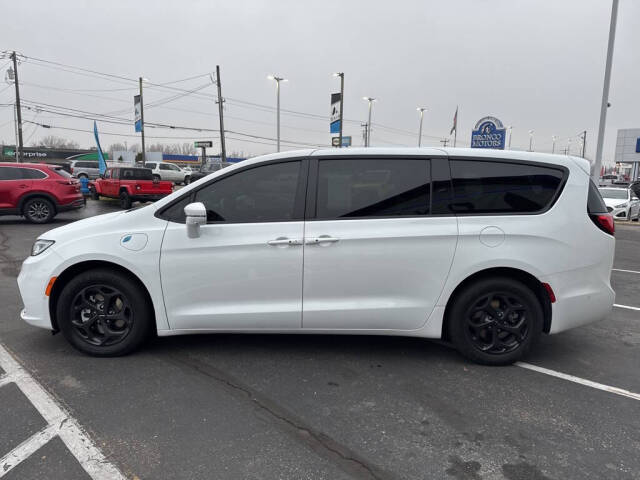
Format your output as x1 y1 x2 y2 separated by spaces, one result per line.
144 162 191 185
598 187 640 221
17 148 615 365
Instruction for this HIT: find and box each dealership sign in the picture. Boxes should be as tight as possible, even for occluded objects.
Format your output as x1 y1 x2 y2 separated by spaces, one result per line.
471 116 506 149
134 95 142 132
330 92 341 134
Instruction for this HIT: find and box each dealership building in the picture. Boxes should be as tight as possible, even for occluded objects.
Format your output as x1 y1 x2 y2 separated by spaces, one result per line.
614 129 640 181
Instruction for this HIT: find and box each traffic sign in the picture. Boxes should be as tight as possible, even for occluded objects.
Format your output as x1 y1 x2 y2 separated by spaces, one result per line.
332 136 352 147
194 141 213 148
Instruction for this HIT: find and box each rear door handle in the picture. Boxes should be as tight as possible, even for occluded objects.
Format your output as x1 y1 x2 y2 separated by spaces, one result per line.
267 237 303 246
305 235 340 245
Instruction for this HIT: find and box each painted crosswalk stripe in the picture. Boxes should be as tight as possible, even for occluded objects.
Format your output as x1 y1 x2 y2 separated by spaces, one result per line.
0 344 127 479
516 362 640 401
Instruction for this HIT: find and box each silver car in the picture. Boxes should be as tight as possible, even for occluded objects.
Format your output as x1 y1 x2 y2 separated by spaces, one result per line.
69 160 101 179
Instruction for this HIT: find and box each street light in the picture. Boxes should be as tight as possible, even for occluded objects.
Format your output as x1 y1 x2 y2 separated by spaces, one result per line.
508 126 513 149
552 135 557 154
139 76 149 166
333 72 344 148
362 96 376 147
416 107 427 147
268 75 287 152
528 129 534 152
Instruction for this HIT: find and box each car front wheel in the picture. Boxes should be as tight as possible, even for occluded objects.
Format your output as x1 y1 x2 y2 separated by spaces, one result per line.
119 191 132 209
56 269 152 356
448 277 543 365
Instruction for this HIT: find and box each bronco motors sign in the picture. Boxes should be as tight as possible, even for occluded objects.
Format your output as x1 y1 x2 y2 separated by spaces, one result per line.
471 116 506 149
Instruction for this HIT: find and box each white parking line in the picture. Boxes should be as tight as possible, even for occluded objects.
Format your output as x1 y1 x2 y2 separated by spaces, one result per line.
0 344 126 480
516 362 640 401
614 303 640 311
612 268 640 274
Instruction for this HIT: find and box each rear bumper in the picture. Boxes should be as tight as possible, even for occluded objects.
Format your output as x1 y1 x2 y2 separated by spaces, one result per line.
57 197 86 212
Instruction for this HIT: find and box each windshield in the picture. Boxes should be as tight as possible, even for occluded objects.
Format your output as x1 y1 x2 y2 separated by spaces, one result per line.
599 188 628 200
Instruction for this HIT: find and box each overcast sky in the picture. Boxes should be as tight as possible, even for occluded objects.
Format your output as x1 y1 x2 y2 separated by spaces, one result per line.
1 0 638 163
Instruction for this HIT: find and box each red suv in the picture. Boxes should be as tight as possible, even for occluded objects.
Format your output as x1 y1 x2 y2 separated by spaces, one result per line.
0 162 85 223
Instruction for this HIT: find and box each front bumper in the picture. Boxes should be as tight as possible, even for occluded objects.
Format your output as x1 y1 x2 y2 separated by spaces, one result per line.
17 250 62 331
607 205 629 220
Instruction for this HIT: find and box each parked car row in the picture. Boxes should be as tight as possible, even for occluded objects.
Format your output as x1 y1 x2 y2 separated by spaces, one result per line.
69 160 193 185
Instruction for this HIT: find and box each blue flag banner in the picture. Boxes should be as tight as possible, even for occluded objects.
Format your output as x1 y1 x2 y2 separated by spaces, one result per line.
93 121 108 174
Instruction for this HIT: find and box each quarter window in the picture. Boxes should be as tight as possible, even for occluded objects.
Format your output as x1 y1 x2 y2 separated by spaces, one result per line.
0 167 22 180
450 160 564 214
315 158 430 219
194 161 301 223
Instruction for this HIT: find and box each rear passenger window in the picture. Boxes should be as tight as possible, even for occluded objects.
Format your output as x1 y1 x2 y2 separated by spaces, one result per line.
20 169 47 179
315 159 430 219
450 160 564 214
587 180 607 214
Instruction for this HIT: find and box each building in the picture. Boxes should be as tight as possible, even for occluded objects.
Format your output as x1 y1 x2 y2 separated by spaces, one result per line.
614 129 640 181
1 146 109 166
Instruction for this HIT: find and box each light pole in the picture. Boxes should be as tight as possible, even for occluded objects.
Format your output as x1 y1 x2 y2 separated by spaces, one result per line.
593 0 619 181
552 135 557 154
528 130 534 151
139 77 147 166
333 72 344 148
268 75 287 152
508 126 513 149
362 97 376 147
416 107 427 147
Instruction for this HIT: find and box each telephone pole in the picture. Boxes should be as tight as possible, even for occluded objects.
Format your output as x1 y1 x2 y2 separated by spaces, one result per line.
139 77 146 167
361 123 369 147
440 138 450 148
10 52 23 163
216 65 227 162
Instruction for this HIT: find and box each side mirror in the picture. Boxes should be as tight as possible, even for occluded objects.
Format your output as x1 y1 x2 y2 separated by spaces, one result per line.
184 202 207 238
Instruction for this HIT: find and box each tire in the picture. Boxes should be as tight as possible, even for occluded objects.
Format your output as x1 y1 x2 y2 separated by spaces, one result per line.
56 269 152 356
119 191 132 209
23 197 55 223
447 277 543 366
90 186 99 201
634 209 639 222
184 176 191 185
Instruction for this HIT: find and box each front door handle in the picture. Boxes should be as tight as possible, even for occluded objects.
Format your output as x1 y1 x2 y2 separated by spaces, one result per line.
305 235 340 245
267 237 302 246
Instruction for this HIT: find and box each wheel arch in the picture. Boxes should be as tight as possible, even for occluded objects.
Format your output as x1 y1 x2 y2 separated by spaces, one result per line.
48 260 156 334
18 192 58 214
441 266 552 341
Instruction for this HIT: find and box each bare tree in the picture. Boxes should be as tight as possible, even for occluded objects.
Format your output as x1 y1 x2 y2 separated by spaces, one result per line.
32 136 80 149
107 143 127 157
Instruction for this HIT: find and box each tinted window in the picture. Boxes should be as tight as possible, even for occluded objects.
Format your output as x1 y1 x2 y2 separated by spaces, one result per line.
162 195 191 223
450 160 564 214
0 167 22 180
20 168 47 179
120 168 153 180
316 158 430 219
194 161 300 222
53 168 72 178
588 180 608 214
159 164 171 170
146 163 156 169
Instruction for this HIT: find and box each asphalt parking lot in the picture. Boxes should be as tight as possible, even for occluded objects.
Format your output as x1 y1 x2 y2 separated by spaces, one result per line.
1 200 639 480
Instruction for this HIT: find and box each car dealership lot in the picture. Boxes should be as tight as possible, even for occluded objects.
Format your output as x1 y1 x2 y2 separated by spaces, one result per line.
1 201 639 479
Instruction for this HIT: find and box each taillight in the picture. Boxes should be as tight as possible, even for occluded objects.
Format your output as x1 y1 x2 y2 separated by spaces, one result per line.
136 184 141 190
590 213 615 236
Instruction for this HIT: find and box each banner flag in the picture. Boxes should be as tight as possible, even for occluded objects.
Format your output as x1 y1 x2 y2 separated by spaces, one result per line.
134 95 142 132
93 121 108 174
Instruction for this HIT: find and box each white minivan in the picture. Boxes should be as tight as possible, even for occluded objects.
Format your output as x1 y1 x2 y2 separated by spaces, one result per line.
17 148 615 365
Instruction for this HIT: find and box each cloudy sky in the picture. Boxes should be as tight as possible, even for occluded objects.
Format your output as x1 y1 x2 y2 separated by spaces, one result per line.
1 0 638 163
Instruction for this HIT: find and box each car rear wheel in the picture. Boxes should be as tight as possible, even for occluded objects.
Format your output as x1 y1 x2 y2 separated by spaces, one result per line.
448 277 543 365
119 191 132 209
23 197 55 223
90 186 99 200
56 269 152 356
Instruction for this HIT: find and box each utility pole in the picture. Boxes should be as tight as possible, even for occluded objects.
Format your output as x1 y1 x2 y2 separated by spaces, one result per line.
416 107 427 147
363 97 376 147
139 77 146 167
552 135 557 154
215 65 227 163
594 0 619 180
440 138 450 148
361 123 369 147
529 130 534 152
333 73 345 148
581 130 587 158
10 52 23 163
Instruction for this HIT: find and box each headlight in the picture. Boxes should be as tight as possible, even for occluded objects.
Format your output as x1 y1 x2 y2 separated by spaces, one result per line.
31 239 55 256
615 202 628 208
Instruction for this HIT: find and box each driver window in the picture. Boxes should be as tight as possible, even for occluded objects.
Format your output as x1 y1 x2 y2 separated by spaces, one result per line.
194 161 300 223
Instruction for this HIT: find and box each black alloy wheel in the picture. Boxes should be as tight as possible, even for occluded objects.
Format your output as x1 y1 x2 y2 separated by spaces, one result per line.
23 197 55 223
448 277 542 365
70 285 133 347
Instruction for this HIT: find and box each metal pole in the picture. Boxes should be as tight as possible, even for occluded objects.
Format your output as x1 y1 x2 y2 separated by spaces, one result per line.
216 65 226 162
417 108 426 147
593 0 619 180
10 52 23 163
276 79 280 152
338 73 344 148
367 100 373 147
552 136 556 154
508 126 513 149
529 130 534 151
581 130 587 158
139 77 146 167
